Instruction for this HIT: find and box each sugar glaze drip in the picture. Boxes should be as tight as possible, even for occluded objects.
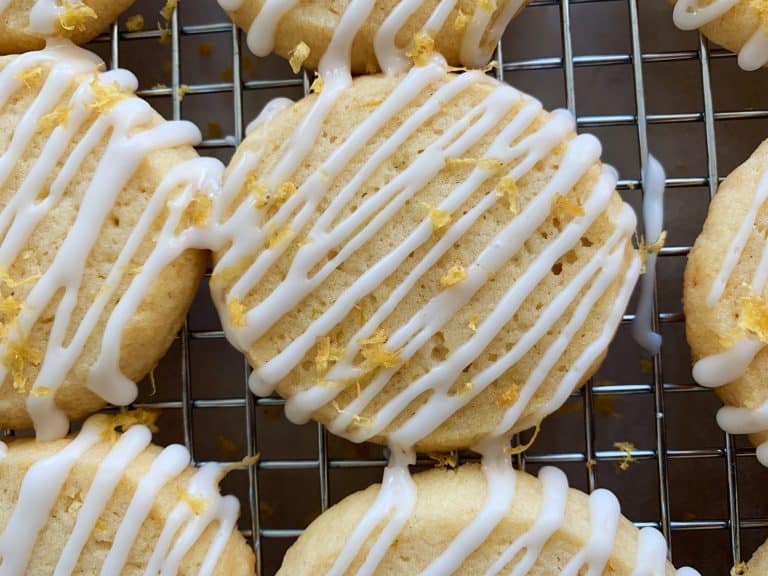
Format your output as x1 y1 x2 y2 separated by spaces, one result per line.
0 40 224 440
0 415 241 574
217 0 527 70
673 0 768 71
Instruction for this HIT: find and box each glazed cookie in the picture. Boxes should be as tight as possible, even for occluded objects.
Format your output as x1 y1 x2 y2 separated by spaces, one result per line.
208 58 640 453
684 139 768 465
0 41 220 440
746 537 768 573
671 0 768 71
0 0 135 55
277 457 698 575
0 414 256 575
217 0 528 74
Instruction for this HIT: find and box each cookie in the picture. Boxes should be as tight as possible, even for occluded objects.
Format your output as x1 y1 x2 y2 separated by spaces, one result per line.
0 41 220 440
208 59 640 453
746 537 768 573
277 458 699 575
0 0 135 55
672 0 768 71
684 139 768 465
0 413 256 575
217 0 528 74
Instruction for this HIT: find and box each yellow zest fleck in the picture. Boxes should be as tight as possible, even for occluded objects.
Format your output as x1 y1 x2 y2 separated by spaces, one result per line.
420 202 451 230
505 423 541 455
614 441 637 471
454 9 469 31
153 82 168 90
638 230 667 273
738 292 768 344
38 104 73 132
59 1 98 32
315 336 344 375
125 13 144 31
731 561 748 576
408 31 435 67
211 259 249 285
30 386 52 398
454 381 473 396
552 195 585 220
251 178 296 210
467 314 480 332
177 84 190 101
479 0 498 12
15 66 44 89
361 99 383 108
445 157 504 171
0 266 40 289
310 74 324 94
160 0 178 21
496 176 518 214
3 336 42 392
178 488 208 514
358 329 402 370
198 42 214 58
288 41 311 74
428 452 458 469
267 224 292 249
440 265 467 288
0 294 21 320
180 195 212 228
228 297 247 328
358 330 388 347
89 77 130 114
158 23 172 44
111 409 160 434
214 454 260 485
332 401 373 427
495 383 520 407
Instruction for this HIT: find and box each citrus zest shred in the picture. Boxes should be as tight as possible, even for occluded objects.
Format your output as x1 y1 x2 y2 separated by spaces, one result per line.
214 455 260 485
552 195 585 220
428 452 458 469
158 23 172 44
288 41 311 74
332 400 373 427
614 441 637 471
440 265 467 288
178 488 208 514
267 223 292 249
3 336 42 392
495 383 520 407
180 194 212 228
228 297 247 328
59 1 98 32
160 0 178 21
15 66 44 89
315 336 344 375
176 84 190 101
357 330 388 347
30 385 52 398
738 292 768 344
89 76 130 114
408 31 435 67
420 202 451 230
446 157 503 171
38 104 73 132
454 9 469 31
496 176 518 214
358 329 402 370
479 0 498 12
467 314 480 332
125 13 144 32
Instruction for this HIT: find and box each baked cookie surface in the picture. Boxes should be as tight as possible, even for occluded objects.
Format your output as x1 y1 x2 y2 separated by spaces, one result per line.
0 414 256 575
209 63 639 453
277 460 697 575
217 0 528 73
0 41 219 440
684 139 768 465
672 0 768 70
0 0 135 55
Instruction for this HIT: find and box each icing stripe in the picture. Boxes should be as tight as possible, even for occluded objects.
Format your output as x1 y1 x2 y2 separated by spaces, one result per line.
673 0 768 71
0 416 241 574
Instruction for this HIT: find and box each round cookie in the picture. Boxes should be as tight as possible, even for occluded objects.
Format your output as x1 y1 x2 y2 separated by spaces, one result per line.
0 0 135 55
208 61 640 453
277 460 698 575
746 537 768 573
671 0 768 71
217 0 529 74
0 414 256 575
684 139 768 465
0 41 219 440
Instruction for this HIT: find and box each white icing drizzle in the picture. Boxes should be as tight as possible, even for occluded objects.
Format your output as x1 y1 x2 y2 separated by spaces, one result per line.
0 41 224 440
0 0 94 36
673 0 768 71
0 415 241 574
691 163 768 465
632 154 666 355
219 0 524 70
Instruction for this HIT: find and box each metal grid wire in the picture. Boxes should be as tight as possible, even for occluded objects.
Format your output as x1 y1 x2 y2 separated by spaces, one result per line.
70 1 768 574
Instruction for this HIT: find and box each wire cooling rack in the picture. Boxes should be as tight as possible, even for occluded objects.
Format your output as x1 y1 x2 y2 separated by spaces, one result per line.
67 1 768 574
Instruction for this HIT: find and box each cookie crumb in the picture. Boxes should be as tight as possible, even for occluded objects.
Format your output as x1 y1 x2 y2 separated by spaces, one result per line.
420 202 451 230
614 441 637 471
731 561 748 575
552 195 585 220
288 41 311 74
176 84 190 101
160 0 178 21
408 31 435 67
310 74 324 94
441 265 467 288
428 452 459 469
496 176 518 214
125 13 144 31
227 297 247 328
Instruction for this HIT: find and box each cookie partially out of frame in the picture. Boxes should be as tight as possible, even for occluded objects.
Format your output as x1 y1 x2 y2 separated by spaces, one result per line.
0 0 135 55
0 414 256 575
0 41 218 439
209 63 639 453
684 139 768 465
217 0 528 73
278 462 698 575
671 0 768 71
